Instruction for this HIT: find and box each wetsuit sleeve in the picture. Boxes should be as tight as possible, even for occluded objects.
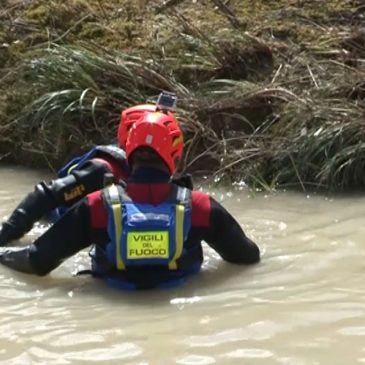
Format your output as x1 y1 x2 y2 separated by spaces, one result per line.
0 198 94 276
0 157 123 246
54 158 117 207
197 195 260 264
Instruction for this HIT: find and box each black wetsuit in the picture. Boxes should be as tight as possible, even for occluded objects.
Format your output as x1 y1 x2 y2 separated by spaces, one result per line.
0 146 128 246
0 168 260 288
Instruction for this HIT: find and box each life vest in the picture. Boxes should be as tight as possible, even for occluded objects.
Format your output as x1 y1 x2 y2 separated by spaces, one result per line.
57 145 127 177
51 145 128 221
94 183 199 289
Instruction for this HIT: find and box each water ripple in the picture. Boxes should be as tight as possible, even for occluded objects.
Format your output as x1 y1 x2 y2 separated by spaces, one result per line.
1 168 365 364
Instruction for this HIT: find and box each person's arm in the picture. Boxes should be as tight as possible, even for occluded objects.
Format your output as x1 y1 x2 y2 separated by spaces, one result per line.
0 157 120 246
203 197 260 264
0 198 93 275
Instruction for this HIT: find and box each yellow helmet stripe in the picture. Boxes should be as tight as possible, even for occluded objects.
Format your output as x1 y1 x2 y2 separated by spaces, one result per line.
172 135 183 147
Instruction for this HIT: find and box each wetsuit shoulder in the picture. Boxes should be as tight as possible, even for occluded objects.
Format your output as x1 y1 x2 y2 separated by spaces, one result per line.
191 192 260 264
87 190 108 229
191 190 211 227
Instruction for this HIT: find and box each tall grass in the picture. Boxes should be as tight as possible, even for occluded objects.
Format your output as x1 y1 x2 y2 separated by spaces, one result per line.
10 45 192 167
1 0 365 191
7 40 278 172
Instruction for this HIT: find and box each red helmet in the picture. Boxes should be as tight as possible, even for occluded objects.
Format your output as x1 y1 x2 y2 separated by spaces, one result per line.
117 104 156 149
125 111 184 175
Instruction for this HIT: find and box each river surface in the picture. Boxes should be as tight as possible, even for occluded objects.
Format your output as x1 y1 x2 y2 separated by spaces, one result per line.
0 165 364 365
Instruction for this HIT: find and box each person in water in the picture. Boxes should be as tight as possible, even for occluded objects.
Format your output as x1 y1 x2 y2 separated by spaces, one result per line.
0 109 260 289
0 92 192 247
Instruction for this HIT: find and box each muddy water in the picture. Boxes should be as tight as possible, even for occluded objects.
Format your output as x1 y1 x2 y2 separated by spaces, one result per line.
0 165 364 365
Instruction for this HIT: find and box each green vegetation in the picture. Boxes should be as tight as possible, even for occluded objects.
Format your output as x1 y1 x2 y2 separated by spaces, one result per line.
0 0 364 191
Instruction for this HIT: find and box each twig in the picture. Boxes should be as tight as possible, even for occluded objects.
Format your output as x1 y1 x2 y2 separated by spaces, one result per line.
155 0 187 14
2 19 41 33
271 63 283 84
289 153 306 193
0 0 33 18
174 11 211 43
0 152 10 161
202 150 261 186
97 0 109 20
53 14 92 43
210 0 241 29
34 14 92 47
307 64 319 89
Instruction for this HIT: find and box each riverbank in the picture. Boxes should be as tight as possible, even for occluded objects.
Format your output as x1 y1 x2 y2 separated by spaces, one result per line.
1 0 364 191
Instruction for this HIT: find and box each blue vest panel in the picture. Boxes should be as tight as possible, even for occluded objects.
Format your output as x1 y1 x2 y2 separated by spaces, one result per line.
104 184 192 271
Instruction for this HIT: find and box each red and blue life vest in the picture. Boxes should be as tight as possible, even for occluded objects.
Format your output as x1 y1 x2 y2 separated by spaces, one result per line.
94 183 199 289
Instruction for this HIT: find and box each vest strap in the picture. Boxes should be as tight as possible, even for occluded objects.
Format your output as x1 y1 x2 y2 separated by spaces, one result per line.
105 185 125 270
169 203 185 269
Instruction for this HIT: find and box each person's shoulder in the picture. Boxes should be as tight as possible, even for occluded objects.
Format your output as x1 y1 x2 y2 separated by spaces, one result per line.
190 190 212 227
191 189 210 203
191 189 228 216
87 190 104 206
86 190 108 228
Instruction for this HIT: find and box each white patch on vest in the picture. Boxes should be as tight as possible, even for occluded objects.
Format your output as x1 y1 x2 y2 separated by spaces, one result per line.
130 213 170 222
146 135 153 144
